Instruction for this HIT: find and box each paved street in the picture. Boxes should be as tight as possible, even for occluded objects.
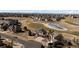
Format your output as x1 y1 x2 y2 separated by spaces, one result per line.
0 31 41 48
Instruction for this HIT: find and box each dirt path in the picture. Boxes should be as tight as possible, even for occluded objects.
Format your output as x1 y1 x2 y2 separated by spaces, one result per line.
59 20 79 31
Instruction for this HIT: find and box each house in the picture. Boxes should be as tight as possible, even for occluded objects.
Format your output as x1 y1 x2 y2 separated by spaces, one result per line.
36 28 47 37
35 37 48 47
8 20 22 33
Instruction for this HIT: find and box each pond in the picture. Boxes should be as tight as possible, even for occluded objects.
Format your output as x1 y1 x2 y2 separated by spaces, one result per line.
48 23 68 31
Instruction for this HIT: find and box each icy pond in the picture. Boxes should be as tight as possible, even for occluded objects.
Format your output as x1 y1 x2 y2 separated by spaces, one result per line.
48 23 68 31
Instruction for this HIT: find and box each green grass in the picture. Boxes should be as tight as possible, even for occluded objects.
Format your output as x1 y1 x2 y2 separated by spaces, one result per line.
28 23 43 29
27 22 52 31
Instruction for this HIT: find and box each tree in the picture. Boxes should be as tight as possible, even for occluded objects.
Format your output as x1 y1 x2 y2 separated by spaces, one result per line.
23 26 28 31
41 45 45 48
48 43 53 48
54 34 64 41
1 23 9 31
48 29 54 34
54 34 65 48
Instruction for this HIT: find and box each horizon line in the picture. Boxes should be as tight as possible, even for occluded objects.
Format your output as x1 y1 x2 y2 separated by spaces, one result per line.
0 10 79 14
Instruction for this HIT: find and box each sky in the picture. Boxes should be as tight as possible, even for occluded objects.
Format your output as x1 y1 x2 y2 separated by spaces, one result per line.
0 0 79 13
0 10 79 14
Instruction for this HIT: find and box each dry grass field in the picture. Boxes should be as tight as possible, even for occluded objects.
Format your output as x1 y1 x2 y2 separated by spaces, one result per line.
21 17 79 40
1 16 79 48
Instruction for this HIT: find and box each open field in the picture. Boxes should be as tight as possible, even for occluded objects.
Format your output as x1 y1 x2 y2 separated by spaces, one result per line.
0 14 79 48
20 17 79 35
23 17 79 40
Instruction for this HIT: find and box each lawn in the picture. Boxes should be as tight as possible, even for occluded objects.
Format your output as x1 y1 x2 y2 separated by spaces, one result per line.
27 22 51 31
